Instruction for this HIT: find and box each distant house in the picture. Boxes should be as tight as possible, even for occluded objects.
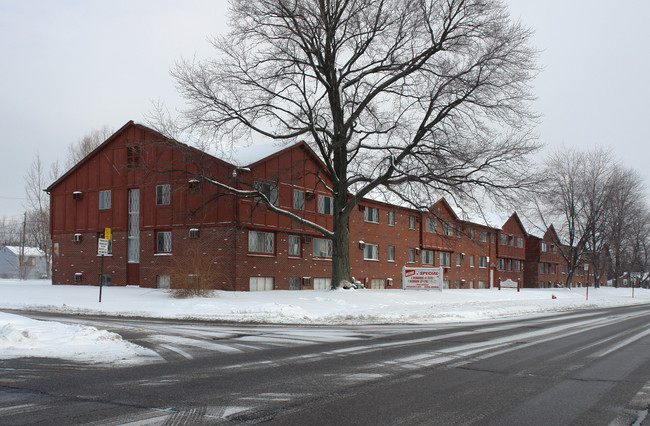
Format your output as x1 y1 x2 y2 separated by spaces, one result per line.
0 246 48 279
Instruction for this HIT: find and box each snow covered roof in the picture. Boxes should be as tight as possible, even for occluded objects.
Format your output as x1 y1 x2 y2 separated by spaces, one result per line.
461 211 511 229
3 246 45 257
223 140 301 167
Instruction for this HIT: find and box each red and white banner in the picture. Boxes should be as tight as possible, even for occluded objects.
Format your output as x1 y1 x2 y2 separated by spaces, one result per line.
402 267 443 291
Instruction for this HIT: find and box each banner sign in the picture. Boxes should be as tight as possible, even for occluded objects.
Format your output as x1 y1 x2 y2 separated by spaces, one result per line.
402 266 443 291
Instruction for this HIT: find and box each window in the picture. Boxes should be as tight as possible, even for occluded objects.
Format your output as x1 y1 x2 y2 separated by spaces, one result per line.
541 242 547 252
422 250 433 264
562 265 567 274
456 225 461 238
512 260 520 271
549 264 556 274
470 228 475 240
289 277 300 290
189 228 199 238
313 238 332 258
74 273 83 282
550 244 556 253
97 231 112 254
479 231 487 242
498 259 505 270
314 278 330 290
470 255 475 267
364 207 379 223
408 248 416 263
370 279 385 289
156 231 172 253
188 179 201 191
288 235 301 256
99 190 111 210
293 189 305 210
254 181 279 205
74 233 82 242
387 246 395 261
425 217 436 233
517 237 523 248
250 276 274 291
469 280 474 289
509 235 514 246
157 275 170 289
318 195 333 215
26 257 36 266
456 253 462 266
99 274 111 286
364 243 379 260
440 252 451 266
126 145 141 168
540 263 545 273
479 256 487 268
443 223 453 236
490 233 495 244
249 230 274 254
156 184 170 205
478 281 487 289
387 211 395 226
500 233 508 245
409 216 416 230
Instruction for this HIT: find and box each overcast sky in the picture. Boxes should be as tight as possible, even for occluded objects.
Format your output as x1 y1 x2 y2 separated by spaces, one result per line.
1 0 649 223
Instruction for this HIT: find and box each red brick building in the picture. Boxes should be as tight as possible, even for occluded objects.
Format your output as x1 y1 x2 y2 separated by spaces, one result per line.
46 121 585 291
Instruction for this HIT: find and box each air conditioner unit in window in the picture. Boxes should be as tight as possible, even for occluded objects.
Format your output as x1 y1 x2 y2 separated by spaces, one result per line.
74 233 82 242
302 236 312 244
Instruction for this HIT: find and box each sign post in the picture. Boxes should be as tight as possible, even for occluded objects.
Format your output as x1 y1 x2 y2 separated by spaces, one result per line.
584 263 589 301
97 227 111 303
402 266 443 291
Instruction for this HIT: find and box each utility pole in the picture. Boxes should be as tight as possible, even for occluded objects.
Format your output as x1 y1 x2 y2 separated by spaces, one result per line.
20 212 26 280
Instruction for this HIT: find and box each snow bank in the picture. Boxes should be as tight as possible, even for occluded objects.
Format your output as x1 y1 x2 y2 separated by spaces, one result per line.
0 311 160 364
1 279 648 325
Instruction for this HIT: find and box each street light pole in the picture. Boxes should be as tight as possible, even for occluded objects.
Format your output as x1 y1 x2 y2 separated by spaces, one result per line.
584 263 589 301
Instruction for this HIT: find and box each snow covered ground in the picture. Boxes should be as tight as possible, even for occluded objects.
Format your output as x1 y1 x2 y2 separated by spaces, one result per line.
1 279 648 364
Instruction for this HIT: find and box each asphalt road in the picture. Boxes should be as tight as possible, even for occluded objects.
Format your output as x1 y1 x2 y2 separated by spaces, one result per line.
1 305 649 425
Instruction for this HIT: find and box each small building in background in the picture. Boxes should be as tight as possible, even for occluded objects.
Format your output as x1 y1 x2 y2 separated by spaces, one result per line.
0 245 48 279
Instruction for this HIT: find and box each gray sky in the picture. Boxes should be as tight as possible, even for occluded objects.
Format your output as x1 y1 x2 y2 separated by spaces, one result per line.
1 0 649 224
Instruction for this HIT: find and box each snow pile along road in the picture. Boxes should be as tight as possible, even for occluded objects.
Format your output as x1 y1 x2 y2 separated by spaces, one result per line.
0 311 160 364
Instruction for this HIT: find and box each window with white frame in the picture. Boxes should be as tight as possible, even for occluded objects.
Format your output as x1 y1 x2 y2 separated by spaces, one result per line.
440 252 451 266
408 216 415 230
387 211 395 226
478 280 487 289
156 231 172 253
500 233 508 245
408 248 415 263
156 184 170 205
479 256 487 268
293 189 305 210
364 243 379 260
387 245 395 261
318 195 333 215
422 250 433 264
314 278 331 290
498 258 505 270
479 231 487 242
425 217 436 233
254 181 279 206
99 190 111 210
541 242 547 252
364 206 379 223
248 230 274 254
456 253 462 266
156 275 170 289
288 235 300 256
517 237 523 248
250 276 274 291
470 255 475 267
313 238 332 258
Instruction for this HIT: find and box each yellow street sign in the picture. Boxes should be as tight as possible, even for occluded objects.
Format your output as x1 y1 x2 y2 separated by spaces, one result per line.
104 227 111 240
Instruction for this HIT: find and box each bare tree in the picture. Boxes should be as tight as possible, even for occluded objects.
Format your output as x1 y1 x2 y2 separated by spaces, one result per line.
65 126 113 168
607 166 645 287
536 148 614 288
0 216 21 246
24 153 51 278
167 0 540 287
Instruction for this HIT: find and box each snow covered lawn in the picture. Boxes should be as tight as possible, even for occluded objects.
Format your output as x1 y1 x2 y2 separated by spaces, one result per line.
1 279 648 364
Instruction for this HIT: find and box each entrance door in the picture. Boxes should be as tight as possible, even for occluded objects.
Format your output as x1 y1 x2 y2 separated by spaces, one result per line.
126 188 140 285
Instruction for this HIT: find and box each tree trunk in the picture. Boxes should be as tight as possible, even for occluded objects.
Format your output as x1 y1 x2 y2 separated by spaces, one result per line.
331 208 351 288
